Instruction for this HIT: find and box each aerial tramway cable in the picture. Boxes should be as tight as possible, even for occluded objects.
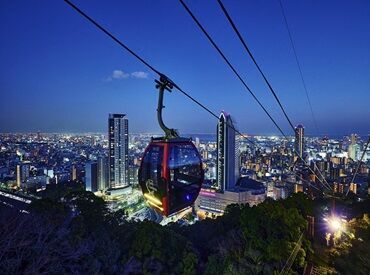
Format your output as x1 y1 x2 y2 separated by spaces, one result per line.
178 0 332 192
278 0 320 135
215 0 332 191
216 0 295 132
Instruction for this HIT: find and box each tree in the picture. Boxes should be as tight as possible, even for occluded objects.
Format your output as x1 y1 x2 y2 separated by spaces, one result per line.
332 214 370 274
63 190 108 229
0 208 91 274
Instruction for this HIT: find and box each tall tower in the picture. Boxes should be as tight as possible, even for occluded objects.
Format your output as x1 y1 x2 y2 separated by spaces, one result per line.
71 165 77 181
348 133 359 160
97 156 109 191
216 111 238 192
108 114 129 188
85 162 98 192
295 124 305 158
16 163 30 188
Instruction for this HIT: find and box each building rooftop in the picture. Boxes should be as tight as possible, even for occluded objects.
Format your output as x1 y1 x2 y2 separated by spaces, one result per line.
236 177 265 191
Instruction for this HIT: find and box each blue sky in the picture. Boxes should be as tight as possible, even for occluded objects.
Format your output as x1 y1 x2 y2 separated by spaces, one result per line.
1 0 369 136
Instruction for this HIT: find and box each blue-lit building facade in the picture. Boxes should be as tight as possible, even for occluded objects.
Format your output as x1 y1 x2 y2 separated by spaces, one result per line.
295 124 305 158
85 161 98 192
108 114 129 189
216 111 239 192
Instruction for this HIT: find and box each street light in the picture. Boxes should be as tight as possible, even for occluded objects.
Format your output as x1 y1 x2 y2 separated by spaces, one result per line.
329 217 341 231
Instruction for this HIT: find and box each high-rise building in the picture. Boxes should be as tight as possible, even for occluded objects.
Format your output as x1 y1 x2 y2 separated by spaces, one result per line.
85 162 98 192
129 165 139 187
16 162 30 188
216 111 239 192
97 156 109 191
349 182 357 194
195 137 200 148
71 165 77 181
294 184 304 193
348 134 361 161
295 124 305 158
108 114 129 188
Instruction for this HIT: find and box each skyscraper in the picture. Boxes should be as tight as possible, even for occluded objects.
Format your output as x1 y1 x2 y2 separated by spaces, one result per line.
348 133 360 161
97 156 109 191
216 111 239 192
348 143 361 161
108 114 129 188
85 162 98 192
71 164 77 181
16 162 30 188
294 124 305 158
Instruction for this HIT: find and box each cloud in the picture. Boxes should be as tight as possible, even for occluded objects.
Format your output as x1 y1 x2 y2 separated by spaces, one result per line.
112 70 129 79
131 71 149 79
104 70 149 81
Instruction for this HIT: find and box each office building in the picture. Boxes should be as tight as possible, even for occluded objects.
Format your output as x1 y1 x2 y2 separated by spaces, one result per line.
195 137 200 148
294 184 304 193
16 162 30 188
71 165 77 181
195 178 266 217
348 133 361 161
129 165 139 187
85 162 98 192
348 144 361 161
294 124 305 158
97 156 109 191
108 114 129 188
273 184 288 200
349 182 357 194
24 175 48 191
216 111 239 192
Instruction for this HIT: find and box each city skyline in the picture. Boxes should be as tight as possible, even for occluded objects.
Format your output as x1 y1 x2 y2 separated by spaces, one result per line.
1 1 370 135
1 1 370 273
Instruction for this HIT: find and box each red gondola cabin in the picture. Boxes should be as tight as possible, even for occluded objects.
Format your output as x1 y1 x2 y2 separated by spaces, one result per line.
138 138 204 216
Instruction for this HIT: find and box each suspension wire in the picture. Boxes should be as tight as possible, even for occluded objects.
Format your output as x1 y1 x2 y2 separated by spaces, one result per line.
64 0 160 75
179 0 332 192
278 0 319 135
215 0 332 192
216 0 295 131
178 0 287 137
345 136 370 196
277 0 332 191
63 0 257 147
279 233 303 275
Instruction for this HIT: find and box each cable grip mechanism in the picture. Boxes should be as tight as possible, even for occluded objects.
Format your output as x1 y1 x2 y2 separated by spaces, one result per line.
155 74 179 139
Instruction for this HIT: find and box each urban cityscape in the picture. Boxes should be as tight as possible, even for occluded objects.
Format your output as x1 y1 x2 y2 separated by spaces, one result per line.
1 0 369 274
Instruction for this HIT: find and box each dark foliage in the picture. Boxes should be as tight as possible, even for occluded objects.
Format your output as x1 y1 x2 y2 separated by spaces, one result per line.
0 192 315 274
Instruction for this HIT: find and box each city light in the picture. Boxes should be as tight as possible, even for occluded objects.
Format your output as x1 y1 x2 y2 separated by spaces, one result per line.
328 217 342 232
325 215 346 234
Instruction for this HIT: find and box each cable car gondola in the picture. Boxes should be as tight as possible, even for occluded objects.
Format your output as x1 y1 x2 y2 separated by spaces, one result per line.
138 75 204 216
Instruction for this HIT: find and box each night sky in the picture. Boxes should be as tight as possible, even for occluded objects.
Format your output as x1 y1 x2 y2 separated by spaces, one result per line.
1 0 369 136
